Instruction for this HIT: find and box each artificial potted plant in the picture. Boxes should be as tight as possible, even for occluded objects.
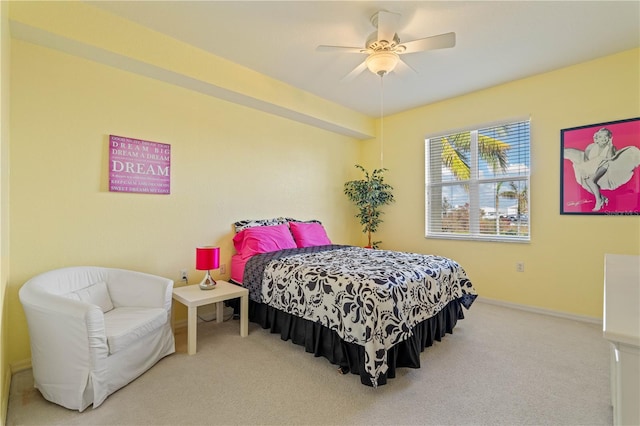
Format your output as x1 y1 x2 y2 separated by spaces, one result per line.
343 164 395 248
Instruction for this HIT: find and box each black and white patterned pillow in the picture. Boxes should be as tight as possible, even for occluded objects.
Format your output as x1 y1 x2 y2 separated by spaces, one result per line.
234 217 287 233
234 217 321 233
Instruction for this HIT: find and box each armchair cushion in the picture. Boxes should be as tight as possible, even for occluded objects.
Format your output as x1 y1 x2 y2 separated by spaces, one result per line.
104 307 167 355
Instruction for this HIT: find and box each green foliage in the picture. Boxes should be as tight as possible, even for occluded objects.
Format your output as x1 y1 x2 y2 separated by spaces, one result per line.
442 132 511 182
343 164 395 248
498 182 529 216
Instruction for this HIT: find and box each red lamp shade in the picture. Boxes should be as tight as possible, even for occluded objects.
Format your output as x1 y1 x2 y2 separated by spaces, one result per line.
196 247 220 271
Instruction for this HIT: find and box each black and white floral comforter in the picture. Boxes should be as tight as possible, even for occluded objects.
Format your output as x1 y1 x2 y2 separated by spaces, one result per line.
243 245 477 387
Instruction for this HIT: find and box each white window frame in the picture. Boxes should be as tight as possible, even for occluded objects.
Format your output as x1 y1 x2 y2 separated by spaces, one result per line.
425 119 531 243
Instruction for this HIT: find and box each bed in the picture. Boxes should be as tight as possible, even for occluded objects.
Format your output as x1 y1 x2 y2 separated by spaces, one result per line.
230 218 477 387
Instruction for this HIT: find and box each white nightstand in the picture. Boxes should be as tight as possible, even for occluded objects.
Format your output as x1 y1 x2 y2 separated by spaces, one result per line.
172 280 249 355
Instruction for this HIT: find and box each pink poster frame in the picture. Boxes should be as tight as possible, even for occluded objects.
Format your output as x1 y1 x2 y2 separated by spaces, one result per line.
560 117 640 215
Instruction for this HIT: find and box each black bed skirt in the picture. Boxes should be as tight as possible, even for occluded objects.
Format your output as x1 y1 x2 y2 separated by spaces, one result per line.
246 298 466 386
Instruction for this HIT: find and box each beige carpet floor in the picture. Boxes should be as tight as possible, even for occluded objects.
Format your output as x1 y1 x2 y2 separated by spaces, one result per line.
7 300 612 425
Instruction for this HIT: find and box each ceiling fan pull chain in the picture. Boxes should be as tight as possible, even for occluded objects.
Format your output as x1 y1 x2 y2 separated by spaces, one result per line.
380 75 384 169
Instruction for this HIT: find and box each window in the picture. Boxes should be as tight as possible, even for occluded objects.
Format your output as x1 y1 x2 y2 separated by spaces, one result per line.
425 120 530 242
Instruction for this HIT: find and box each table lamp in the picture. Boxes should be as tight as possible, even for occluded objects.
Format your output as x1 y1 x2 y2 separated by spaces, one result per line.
196 246 220 290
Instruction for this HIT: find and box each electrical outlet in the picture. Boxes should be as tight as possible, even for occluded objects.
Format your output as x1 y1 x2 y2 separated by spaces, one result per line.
516 262 525 273
220 264 226 275
180 269 188 281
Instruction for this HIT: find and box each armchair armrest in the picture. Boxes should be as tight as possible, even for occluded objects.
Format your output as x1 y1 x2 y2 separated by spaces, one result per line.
106 269 173 311
19 289 109 409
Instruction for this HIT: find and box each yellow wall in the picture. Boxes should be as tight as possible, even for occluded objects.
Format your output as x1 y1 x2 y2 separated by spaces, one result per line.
4 1 373 370
6 37 362 365
365 48 640 319
1 0 11 422
8 0 373 140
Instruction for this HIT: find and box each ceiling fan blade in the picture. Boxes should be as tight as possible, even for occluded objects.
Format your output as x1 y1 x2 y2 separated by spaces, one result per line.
316 45 366 54
400 32 456 54
341 60 368 82
376 10 400 43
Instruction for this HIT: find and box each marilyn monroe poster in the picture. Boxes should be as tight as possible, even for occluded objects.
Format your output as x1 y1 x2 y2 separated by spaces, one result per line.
561 117 640 215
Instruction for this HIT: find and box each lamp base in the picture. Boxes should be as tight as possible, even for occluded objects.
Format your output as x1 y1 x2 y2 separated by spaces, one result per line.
199 271 217 290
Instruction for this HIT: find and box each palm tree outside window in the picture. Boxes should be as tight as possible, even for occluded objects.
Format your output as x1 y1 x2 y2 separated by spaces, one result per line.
425 120 531 241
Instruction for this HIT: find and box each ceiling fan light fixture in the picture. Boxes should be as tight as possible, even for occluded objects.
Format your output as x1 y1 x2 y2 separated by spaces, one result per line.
365 51 399 76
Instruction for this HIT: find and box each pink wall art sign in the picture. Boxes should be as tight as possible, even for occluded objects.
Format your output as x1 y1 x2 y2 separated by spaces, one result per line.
109 135 171 194
561 117 640 215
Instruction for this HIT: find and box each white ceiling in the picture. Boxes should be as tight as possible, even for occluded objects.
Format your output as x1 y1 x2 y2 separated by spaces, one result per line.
89 1 639 118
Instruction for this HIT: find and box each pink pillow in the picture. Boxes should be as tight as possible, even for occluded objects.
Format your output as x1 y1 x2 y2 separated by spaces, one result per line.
233 223 296 259
289 222 332 248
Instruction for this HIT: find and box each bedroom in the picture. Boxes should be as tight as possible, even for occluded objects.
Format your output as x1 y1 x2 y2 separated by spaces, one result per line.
1 1 639 423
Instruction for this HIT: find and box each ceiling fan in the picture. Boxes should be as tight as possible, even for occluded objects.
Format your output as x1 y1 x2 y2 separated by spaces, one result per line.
317 10 455 81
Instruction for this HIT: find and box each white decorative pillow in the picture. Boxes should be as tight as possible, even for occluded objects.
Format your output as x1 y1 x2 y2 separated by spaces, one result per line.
73 281 114 313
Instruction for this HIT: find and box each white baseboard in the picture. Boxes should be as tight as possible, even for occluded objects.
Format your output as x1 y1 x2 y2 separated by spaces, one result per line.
477 297 602 325
9 358 31 374
2 366 10 426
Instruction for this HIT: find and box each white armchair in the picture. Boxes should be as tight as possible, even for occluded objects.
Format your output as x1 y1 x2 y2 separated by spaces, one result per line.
19 266 175 411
